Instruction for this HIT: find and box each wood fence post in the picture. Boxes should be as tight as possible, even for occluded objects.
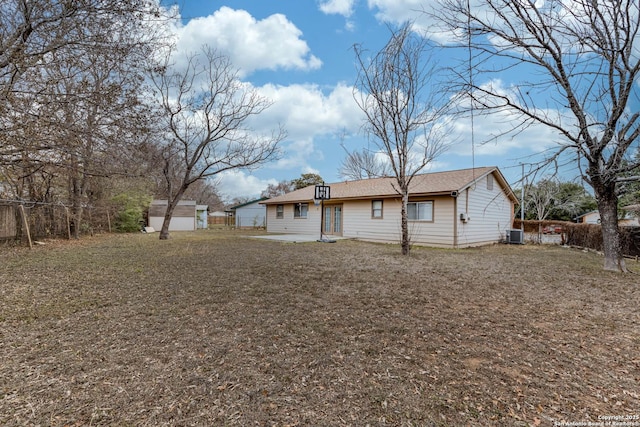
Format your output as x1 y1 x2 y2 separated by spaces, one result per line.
18 205 33 249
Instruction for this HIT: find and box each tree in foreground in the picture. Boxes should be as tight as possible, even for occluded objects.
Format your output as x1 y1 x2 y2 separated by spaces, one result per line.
151 46 285 240
435 0 640 271
353 22 451 255
1 0 167 237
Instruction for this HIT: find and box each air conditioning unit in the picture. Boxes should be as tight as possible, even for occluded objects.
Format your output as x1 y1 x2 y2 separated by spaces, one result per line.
460 212 469 222
506 229 523 244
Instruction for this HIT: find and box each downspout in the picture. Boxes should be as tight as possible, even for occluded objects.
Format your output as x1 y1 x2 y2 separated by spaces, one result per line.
452 191 458 248
466 188 470 213
264 204 268 230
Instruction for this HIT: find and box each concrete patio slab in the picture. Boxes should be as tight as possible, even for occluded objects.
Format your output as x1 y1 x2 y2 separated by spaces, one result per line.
250 234 344 243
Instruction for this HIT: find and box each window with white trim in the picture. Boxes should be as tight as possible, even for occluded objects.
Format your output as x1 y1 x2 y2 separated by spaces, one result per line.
276 204 284 218
407 201 433 221
371 200 383 219
294 203 308 218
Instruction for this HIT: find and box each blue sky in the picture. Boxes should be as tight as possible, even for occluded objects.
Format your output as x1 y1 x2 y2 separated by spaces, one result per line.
159 0 580 202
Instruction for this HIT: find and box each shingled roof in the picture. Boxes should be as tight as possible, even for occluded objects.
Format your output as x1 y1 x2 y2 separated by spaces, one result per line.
262 167 516 204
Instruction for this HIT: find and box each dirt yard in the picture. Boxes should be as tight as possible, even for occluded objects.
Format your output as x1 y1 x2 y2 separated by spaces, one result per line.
1 230 639 426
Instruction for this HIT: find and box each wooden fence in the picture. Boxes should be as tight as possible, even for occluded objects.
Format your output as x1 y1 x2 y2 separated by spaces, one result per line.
513 219 640 257
0 204 17 240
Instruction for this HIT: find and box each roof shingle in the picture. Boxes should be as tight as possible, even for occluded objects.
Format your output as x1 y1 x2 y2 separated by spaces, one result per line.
263 167 514 204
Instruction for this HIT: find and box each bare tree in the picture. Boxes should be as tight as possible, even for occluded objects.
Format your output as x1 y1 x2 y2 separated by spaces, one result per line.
151 46 285 240
261 180 295 198
435 0 640 271
527 179 595 221
1 0 169 237
338 147 391 180
0 0 164 104
527 179 561 222
353 22 451 255
291 173 324 190
182 179 225 212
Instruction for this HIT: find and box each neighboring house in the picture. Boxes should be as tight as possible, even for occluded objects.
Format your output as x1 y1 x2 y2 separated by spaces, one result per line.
576 207 640 227
230 197 267 229
148 200 205 231
261 167 518 248
576 210 601 225
622 204 640 225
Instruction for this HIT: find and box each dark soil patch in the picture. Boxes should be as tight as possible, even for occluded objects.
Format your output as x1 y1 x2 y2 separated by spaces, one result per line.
1 230 639 426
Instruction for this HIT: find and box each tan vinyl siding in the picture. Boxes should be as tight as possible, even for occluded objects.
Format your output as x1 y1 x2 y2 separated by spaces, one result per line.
266 203 320 234
342 197 456 247
456 172 513 247
342 199 402 243
408 197 455 247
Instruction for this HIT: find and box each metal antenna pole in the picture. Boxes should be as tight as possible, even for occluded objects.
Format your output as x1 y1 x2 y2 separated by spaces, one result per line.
521 163 525 233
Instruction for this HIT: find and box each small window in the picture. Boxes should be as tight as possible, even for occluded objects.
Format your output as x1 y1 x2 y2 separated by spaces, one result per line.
276 204 284 219
487 174 494 191
372 200 383 219
407 201 433 221
294 203 308 218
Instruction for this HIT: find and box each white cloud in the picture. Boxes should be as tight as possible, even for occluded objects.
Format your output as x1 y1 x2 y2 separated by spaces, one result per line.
367 0 427 21
173 6 321 76
444 79 569 159
249 82 364 172
257 82 362 138
319 0 356 17
217 170 278 201
318 0 357 32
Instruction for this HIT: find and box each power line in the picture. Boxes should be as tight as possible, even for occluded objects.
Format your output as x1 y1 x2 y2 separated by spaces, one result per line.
467 0 476 182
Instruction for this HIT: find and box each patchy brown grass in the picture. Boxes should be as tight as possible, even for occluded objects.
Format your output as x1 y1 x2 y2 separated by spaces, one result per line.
1 230 639 426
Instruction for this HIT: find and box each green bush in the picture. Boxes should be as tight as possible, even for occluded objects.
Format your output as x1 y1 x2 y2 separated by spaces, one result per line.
115 206 144 232
111 193 151 233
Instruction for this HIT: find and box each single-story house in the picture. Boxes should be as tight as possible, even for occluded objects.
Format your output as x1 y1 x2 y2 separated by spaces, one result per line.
261 166 518 248
575 210 601 224
148 199 207 231
576 207 640 227
230 197 267 229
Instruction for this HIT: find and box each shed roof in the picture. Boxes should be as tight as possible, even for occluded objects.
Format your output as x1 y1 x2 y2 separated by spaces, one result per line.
229 197 268 210
262 167 517 204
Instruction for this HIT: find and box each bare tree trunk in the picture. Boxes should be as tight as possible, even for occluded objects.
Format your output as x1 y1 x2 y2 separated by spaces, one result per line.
159 208 172 240
401 191 410 255
159 187 187 240
69 150 83 239
593 182 627 272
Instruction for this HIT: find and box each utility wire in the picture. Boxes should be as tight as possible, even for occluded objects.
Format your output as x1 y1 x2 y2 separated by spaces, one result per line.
467 0 476 182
